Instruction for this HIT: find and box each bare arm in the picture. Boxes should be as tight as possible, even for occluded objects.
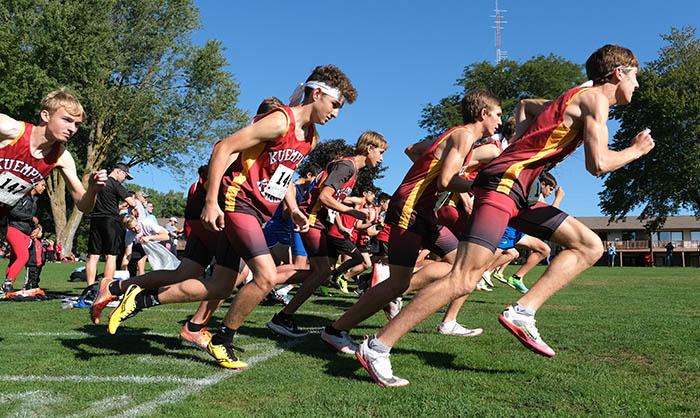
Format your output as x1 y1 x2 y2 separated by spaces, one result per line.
56 151 108 213
142 229 169 243
405 138 434 162
0 113 23 142
283 182 309 233
202 111 288 231
318 187 368 221
580 92 655 175
552 187 565 208
124 196 137 208
513 99 552 141
458 192 474 215
437 130 477 193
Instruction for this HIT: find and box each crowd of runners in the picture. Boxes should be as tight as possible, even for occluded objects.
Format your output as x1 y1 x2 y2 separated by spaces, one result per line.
0 44 655 387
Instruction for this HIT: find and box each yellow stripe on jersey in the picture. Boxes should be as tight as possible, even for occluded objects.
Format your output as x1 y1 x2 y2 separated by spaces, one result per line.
496 122 579 195
397 158 442 229
10 122 26 146
224 142 265 212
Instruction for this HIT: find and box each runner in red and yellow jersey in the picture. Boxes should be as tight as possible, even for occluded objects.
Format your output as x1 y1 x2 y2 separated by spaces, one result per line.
268 132 387 338
0 88 108 295
361 45 655 387
106 65 358 369
321 91 502 374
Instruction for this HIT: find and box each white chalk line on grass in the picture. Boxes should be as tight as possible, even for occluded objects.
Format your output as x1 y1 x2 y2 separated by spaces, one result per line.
19 331 173 338
0 374 208 385
109 339 306 418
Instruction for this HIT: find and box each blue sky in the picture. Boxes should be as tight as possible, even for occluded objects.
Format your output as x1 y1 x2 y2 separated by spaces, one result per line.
130 0 699 217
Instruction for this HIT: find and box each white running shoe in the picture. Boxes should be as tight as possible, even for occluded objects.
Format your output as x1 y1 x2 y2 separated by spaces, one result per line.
481 271 494 287
438 322 483 337
383 297 402 320
356 338 409 387
320 328 358 354
499 304 555 357
476 280 492 292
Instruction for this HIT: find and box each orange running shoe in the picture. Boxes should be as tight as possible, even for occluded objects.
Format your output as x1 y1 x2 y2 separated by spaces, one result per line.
179 323 212 352
91 278 118 325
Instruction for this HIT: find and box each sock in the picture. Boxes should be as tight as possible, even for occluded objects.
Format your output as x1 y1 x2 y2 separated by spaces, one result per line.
108 281 123 296
211 325 237 346
440 320 456 329
134 289 160 310
187 321 206 332
513 302 535 316
324 324 344 337
276 310 292 320
368 335 391 354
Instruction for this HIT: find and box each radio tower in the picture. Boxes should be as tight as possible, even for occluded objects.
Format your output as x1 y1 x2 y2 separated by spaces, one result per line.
491 0 507 64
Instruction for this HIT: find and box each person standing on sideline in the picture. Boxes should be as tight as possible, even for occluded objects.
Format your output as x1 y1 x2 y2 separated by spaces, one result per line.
665 241 674 267
607 242 616 267
164 217 180 257
85 163 137 286
2 180 45 294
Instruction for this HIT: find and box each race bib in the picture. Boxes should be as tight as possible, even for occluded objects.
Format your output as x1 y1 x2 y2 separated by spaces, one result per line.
264 164 295 202
0 171 33 206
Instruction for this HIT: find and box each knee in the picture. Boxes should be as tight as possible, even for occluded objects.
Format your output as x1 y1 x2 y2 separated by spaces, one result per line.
579 235 604 265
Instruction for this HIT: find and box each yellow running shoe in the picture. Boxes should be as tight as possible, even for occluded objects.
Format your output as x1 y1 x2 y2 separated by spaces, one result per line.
207 341 248 369
107 284 143 335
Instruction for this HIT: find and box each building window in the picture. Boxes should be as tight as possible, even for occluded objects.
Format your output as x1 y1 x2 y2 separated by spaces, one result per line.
622 231 636 241
691 231 700 241
657 231 683 241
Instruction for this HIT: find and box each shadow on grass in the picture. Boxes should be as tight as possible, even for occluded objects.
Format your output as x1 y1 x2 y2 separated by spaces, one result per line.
59 324 215 366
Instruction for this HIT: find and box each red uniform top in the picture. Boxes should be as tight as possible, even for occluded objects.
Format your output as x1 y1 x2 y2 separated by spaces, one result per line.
328 201 360 240
353 205 378 247
300 157 358 229
0 122 63 216
385 126 474 231
376 222 390 243
475 86 592 208
220 106 318 223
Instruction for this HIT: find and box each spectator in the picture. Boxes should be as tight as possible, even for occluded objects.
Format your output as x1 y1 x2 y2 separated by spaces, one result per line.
146 202 158 224
132 191 149 221
607 242 616 267
24 225 45 289
55 242 63 261
2 180 44 294
120 215 169 277
665 241 674 267
85 163 137 287
164 217 180 257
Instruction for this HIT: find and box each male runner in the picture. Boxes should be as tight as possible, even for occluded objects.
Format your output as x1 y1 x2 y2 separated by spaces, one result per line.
357 45 654 386
105 66 357 369
320 90 502 367
0 88 108 295
267 131 387 337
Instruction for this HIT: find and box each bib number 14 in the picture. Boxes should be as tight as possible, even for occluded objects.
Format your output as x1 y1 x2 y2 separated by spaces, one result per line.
0 171 32 206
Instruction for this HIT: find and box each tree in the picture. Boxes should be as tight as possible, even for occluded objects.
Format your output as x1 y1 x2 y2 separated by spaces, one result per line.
600 27 700 232
297 139 387 195
0 0 248 256
419 54 586 139
125 185 187 219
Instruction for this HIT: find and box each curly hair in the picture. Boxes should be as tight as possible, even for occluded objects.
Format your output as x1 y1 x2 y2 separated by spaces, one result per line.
586 45 638 85
305 65 358 104
256 96 285 115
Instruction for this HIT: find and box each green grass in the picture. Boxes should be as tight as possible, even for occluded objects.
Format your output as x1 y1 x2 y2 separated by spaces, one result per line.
0 261 698 417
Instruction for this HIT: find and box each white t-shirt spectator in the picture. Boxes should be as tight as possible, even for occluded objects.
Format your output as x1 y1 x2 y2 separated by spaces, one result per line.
125 219 167 248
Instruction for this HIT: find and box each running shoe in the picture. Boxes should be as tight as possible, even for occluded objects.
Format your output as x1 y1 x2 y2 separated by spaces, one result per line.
492 271 508 284
481 271 494 287
356 338 409 387
437 322 484 337
179 324 212 351
206 341 248 369
1 280 14 298
91 277 118 325
107 284 144 335
498 304 555 357
506 276 529 293
383 297 402 320
267 312 309 338
475 280 492 292
320 328 358 354
337 277 349 293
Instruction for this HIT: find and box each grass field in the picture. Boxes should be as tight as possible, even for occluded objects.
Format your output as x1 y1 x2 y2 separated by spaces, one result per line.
0 261 698 417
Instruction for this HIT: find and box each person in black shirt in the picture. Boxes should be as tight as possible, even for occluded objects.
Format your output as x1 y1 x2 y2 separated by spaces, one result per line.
85 163 137 287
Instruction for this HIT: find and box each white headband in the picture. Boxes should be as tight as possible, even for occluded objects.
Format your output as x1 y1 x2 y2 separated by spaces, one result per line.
289 81 344 106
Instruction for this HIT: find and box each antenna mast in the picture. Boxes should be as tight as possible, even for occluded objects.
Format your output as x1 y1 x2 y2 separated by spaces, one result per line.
491 0 507 64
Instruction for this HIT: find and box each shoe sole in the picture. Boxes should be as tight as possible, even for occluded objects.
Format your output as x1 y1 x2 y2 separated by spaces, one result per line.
179 334 209 352
266 321 308 338
498 314 555 357
107 286 141 335
439 328 484 337
320 333 356 355
355 351 409 387
91 279 116 325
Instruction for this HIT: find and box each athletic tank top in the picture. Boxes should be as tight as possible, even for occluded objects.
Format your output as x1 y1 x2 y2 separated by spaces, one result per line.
301 157 358 229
